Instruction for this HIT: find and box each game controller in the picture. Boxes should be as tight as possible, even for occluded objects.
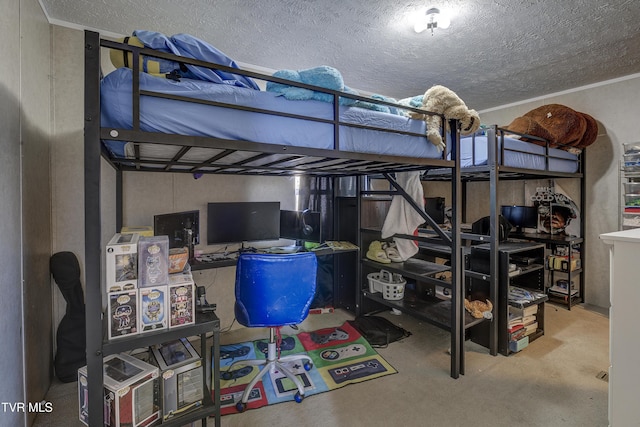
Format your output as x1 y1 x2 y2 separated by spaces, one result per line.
256 336 295 354
220 345 251 360
320 344 366 361
221 365 253 381
221 387 262 407
328 358 387 384
310 327 349 344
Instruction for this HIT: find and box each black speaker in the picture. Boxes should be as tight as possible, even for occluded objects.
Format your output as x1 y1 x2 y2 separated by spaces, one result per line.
301 209 314 236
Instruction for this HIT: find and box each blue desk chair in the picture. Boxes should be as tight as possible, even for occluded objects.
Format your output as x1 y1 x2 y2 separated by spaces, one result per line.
229 252 317 412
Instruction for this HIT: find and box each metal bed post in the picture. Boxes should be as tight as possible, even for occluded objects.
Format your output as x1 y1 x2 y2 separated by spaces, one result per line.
449 119 463 377
84 30 104 426
487 125 499 356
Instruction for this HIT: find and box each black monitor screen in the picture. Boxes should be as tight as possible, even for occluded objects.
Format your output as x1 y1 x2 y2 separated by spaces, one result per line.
154 210 200 249
500 205 538 232
207 202 280 244
424 197 445 225
280 210 321 242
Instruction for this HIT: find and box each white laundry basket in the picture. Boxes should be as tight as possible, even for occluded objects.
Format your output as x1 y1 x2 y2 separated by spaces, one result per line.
367 269 406 300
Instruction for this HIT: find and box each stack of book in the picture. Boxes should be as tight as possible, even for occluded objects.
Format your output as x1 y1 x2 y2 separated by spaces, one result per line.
508 304 539 341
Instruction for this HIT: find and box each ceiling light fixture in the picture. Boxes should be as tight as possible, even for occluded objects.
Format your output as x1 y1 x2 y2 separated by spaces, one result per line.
414 7 451 35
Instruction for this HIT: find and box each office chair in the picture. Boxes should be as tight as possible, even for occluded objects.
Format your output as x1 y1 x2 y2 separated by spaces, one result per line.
227 252 317 412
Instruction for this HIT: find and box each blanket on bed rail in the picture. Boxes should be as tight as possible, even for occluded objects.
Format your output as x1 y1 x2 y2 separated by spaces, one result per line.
112 30 260 90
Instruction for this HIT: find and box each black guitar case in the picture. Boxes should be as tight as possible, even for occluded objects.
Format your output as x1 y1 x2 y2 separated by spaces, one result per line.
50 251 86 382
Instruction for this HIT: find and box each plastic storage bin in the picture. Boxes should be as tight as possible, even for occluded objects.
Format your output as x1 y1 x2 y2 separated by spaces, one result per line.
367 269 406 300
624 182 640 195
623 142 640 155
625 194 640 207
623 153 640 172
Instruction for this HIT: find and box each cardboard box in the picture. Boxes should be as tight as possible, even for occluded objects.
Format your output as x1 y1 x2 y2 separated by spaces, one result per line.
106 233 139 291
139 286 168 332
168 247 189 274
108 289 138 339
78 353 160 427
168 276 195 328
121 225 154 237
150 338 203 420
138 236 169 288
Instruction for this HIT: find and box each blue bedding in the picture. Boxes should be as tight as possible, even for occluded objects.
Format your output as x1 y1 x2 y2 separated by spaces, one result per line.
458 134 579 172
100 68 440 159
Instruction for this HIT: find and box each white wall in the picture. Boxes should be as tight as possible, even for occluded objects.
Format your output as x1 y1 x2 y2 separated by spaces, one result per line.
0 0 52 425
478 76 640 308
0 1 26 424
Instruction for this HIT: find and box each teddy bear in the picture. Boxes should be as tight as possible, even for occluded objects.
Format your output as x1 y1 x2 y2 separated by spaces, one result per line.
409 85 481 151
464 298 493 319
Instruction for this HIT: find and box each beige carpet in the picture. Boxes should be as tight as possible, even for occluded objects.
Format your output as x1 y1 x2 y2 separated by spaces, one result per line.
34 303 609 427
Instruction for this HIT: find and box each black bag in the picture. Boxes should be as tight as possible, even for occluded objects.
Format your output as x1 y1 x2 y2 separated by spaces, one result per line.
50 252 86 383
349 315 411 348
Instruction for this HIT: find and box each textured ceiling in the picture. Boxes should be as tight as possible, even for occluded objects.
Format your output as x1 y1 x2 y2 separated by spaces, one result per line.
40 0 640 111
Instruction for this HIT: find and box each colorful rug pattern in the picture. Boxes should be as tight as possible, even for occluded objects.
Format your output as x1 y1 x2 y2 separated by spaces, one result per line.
216 321 397 415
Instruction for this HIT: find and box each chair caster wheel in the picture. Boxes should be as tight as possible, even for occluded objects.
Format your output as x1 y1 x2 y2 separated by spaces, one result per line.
303 362 313 371
236 402 247 412
294 392 304 403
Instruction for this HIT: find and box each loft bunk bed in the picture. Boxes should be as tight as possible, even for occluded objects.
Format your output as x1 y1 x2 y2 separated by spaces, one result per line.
421 125 585 355
83 30 467 425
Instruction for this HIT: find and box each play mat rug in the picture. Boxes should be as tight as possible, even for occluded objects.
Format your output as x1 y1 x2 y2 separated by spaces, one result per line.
215 321 397 415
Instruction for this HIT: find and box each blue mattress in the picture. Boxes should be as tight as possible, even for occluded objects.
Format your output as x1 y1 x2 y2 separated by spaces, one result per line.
100 68 441 160
459 134 579 173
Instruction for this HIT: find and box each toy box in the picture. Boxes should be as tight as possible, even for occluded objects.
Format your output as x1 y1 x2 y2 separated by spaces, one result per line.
121 225 154 237
78 353 161 427
168 247 189 274
139 286 168 332
150 338 203 420
168 273 195 328
138 236 169 288
106 233 139 291
108 289 138 339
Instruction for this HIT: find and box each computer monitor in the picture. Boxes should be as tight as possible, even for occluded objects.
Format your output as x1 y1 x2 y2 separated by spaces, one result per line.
153 210 200 249
280 209 321 243
424 197 445 225
500 205 538 233
207 202 280 244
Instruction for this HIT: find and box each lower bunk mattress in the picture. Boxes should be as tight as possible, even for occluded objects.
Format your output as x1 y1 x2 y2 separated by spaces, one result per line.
458 134 579 173
100 68 442 160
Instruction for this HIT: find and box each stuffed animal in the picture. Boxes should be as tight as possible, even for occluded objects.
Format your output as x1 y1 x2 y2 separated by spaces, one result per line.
410 85 481 151
464 298 493 319
266 65 359 106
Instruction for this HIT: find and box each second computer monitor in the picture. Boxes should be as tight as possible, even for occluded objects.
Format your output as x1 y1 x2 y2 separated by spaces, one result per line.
207 202 281 244
501 205 538 233
280 209 321 243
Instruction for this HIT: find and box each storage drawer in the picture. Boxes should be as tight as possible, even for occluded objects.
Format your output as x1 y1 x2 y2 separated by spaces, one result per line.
622 213 640 227
624 182 640 195
624 142 640 155
624 194 640 207
624 153 640 172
